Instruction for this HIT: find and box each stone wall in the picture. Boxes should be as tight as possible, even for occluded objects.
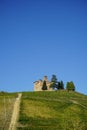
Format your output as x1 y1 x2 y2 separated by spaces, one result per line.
34 76 53 91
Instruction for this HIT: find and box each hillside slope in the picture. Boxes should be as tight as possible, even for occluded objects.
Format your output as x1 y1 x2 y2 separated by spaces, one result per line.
17 91 87 130
0 92 17 130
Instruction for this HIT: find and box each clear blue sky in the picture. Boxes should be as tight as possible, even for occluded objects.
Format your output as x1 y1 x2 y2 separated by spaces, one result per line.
0 0 87 94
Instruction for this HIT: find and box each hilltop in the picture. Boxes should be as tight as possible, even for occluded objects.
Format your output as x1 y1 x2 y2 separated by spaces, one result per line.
17 90 87 130
0 90 87 130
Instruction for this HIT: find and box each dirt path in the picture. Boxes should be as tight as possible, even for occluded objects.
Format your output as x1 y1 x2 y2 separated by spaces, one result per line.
9 93 22 130
70 99 87 109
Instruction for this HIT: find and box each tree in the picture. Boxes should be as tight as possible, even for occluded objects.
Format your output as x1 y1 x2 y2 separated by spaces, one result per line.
49 82 55 89
51 75 58 89
42 80 47 90
57 80 64 90
60 80 64 89
66 81 75 92
51 74 57 83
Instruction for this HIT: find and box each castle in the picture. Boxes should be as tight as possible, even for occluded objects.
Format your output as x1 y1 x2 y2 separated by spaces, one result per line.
34 76 53 91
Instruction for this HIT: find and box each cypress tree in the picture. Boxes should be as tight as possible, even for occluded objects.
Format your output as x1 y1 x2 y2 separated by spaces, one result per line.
42 80 47 90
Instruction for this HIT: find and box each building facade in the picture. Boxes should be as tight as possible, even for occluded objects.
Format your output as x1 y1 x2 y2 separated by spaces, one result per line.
34 76 53 91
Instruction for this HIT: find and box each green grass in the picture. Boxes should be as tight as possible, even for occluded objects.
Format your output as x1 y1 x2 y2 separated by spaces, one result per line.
0 92 18 130
17 91 87 130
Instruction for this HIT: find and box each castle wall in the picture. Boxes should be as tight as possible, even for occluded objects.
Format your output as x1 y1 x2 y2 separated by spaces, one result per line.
34 79 53 91
34 81 43 91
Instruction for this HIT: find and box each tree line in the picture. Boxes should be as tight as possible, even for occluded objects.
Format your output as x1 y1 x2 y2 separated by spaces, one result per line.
42 74 75 91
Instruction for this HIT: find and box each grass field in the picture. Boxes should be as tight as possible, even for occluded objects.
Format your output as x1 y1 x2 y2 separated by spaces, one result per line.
0 92 17 130
17 91 87 130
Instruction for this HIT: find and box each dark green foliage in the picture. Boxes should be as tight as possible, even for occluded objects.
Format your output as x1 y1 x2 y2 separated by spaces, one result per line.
50 82 57 89
42 80 47 90
51 74 57 83
51 75 58 89
57 80 64 90
66 81 75 91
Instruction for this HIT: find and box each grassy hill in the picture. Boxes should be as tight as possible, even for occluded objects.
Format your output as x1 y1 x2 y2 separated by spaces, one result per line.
0 92 17 130
17 91 87 130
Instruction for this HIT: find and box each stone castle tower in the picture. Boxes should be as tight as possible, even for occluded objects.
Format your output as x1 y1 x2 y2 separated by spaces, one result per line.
34 76 53 91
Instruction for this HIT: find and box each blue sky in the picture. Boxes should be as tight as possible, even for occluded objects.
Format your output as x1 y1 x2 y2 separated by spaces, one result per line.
0 0 87 94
